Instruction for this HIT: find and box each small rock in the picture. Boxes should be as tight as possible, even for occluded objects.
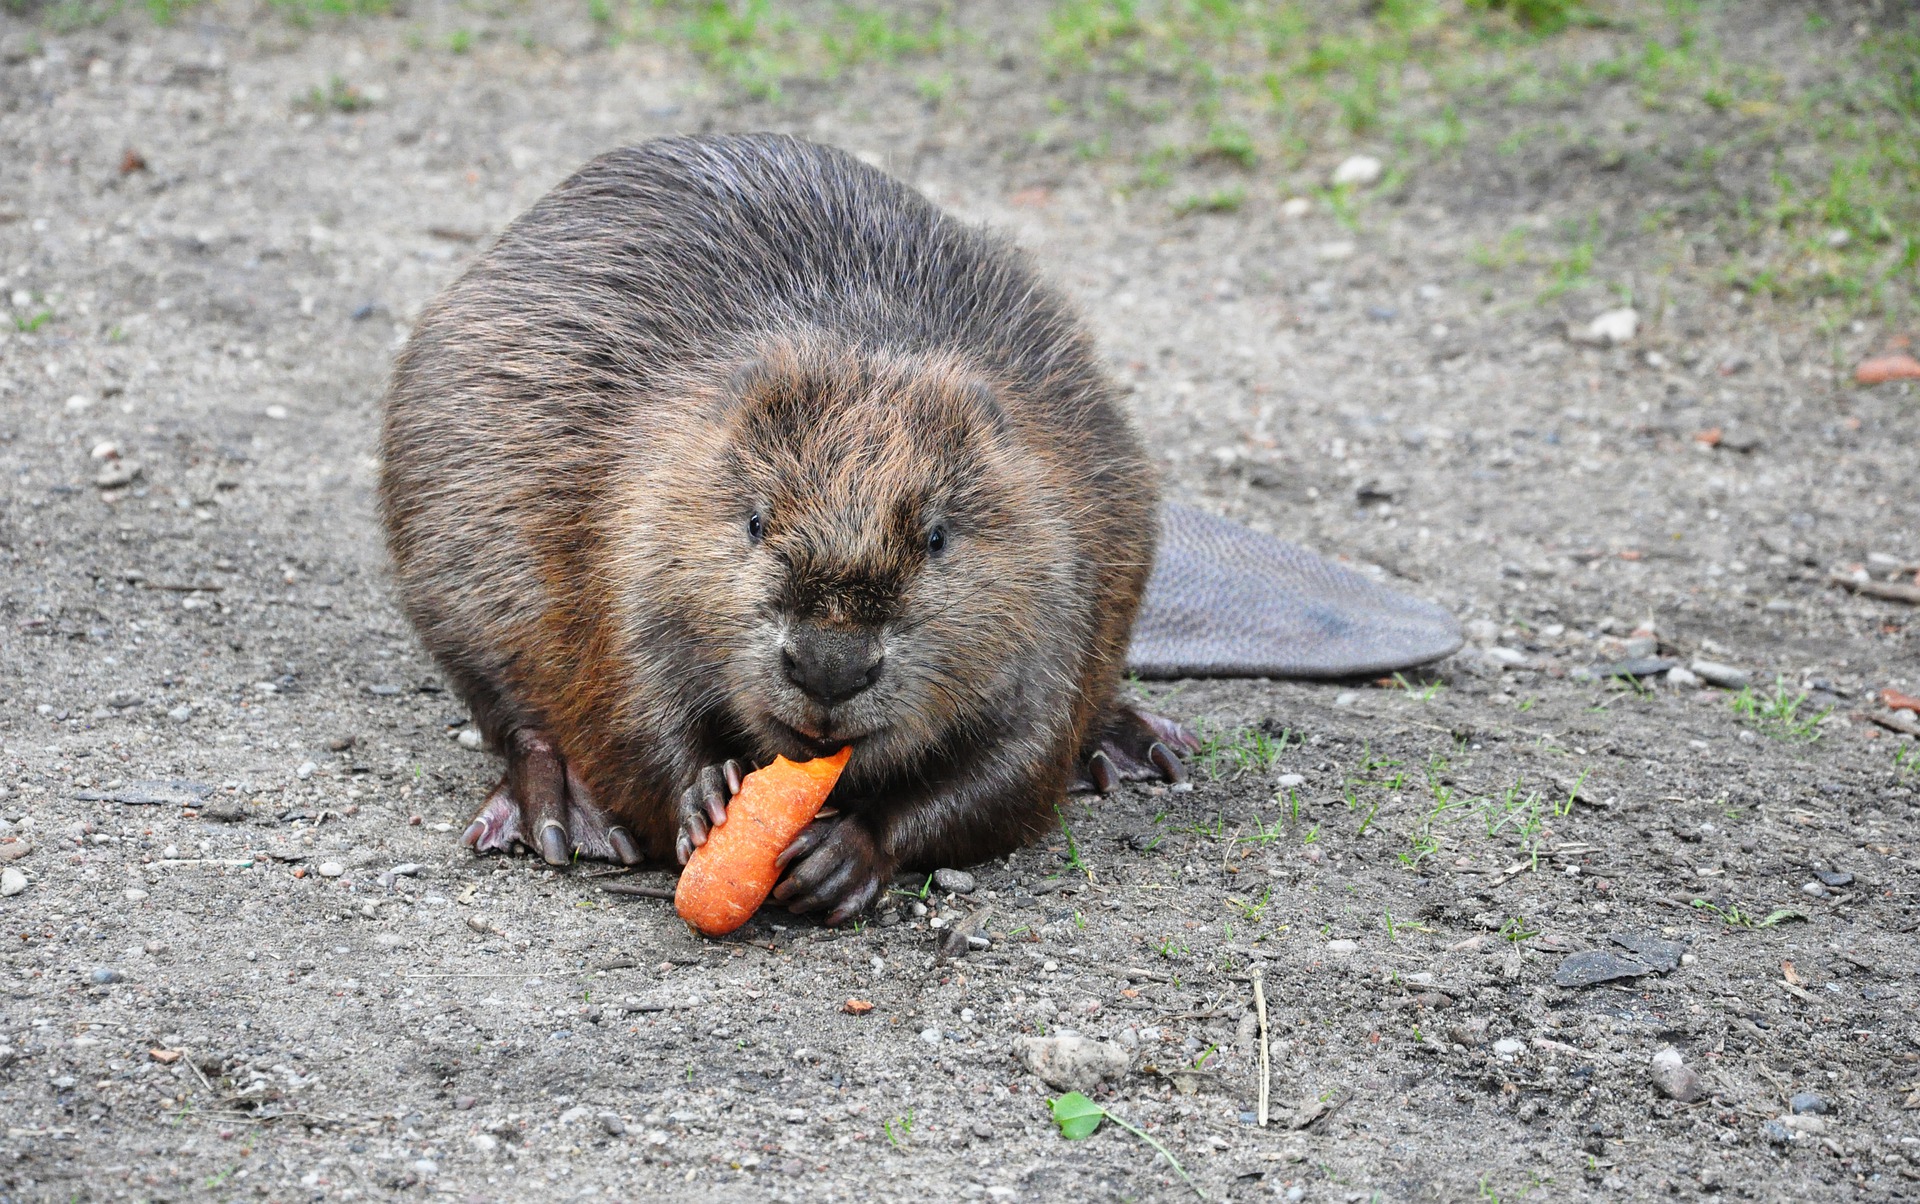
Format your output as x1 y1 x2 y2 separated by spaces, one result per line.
599 1111 626 1136
1649 1048 1704 1102
1554 950 1653 988
1689 661 1750 690
1275 772 1305 790
1800 881 1829 899
1315 240 1356 262
1575 307 1639 346
1013 1034 1129 1091
1608 932 1686 973
91 967 124 984
1332 690 1360 708
94 460 143 489
457 728 484 750
1330 154 1383 187
317 862 345 879
1761 1119 1793 1146
469 1133 497 1153
1325 939 1359 955
1665 666 1699 688
1814 869 1852 888
411 1159 437 1180
326 735 356 752
919 1028 941 1046
1788 1092 1830 1115
125 888 149 903
1599 657 1678 680
1492 1037 1525 1058
1485 647 1528 668
167 704 194 723
1779 1113 1826 1135
933 868 976 894
295 761 317 780
0 867 27 897
1279 196 1312 218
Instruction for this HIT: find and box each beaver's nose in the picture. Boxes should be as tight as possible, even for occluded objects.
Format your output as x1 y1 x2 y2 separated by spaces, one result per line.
782 625 884 706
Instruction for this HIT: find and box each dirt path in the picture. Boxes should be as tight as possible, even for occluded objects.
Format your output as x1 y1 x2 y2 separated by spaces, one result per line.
2 3 1917 1201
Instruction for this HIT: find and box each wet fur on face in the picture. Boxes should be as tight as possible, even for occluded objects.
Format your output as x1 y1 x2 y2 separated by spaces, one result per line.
607 337 1086 795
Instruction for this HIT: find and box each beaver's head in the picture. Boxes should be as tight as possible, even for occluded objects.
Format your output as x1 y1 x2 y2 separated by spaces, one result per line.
621 338 1087 781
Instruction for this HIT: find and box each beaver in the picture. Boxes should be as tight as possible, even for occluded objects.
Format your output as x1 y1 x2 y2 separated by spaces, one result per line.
380 134 1199 922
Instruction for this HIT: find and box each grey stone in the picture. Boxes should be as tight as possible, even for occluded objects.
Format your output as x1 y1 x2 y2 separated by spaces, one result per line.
91 967 124 984
933 867 976 894
1013 1034 1129 1091
1814 869 1852 888
1761 1120 1793 1146
1690 661 1751 690
1553 950 1653 988
1598 657 1678 680
1649 1048 1703 1102
1788 1092 1830 1115
1608 932 1686 973
73 779 214 806
599 1111 626 1136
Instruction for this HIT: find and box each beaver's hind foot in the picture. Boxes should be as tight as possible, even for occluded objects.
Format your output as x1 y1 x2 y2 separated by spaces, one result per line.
1078 706 1198 794
461 729 642 867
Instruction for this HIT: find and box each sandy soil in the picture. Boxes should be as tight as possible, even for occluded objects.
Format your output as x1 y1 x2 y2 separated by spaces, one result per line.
2 3 1917 1201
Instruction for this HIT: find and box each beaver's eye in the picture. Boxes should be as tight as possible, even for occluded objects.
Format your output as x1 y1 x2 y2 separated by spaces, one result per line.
747 513 765 544
926 525 948 558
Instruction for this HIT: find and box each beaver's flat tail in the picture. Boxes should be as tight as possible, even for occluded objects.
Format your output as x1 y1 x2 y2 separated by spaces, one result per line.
1127 503 1463 680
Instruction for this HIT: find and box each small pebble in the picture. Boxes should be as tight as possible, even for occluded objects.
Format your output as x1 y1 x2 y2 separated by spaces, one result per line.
1274 773 1305 790
1492 1037 1525 1058
1800 881 1829 899
1649 1048 1704 1102
1761 1119 1793 1146
1665 666 1699 688
1279 197 1311 218
1814 869 1853 888
1690 660 1750 690
919 1028 941 1046
0 867 27 897
167 705 193 723
1325 939 1358 955
932 867 976 894
469 1133 496 1153
317 862 345 879
91 967 124 984
1577 307 1639 346
1330 154 1383 187
1789 1092 1830 1115
457 728 484 750
599 1111 626 1136
125 888 149 903
295 760 317 780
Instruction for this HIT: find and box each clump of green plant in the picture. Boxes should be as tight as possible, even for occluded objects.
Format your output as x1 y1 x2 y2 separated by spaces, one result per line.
1729 677 1832 741
1174 186 1246 215
1192 723 1293 779
1049 1091 1204 1199
299 75 371 113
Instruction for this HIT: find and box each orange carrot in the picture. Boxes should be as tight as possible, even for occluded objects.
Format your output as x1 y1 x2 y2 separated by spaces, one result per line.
674 747 851 937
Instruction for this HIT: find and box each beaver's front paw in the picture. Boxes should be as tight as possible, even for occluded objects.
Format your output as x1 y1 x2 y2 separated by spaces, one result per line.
674 759 747 866
770 815 888 925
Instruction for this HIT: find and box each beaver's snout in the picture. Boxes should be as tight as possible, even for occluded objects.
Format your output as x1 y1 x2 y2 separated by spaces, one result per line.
780 622 885 706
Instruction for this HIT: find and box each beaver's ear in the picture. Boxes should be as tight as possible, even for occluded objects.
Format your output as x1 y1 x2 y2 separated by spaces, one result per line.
960 377 1008 432
718 342 822 437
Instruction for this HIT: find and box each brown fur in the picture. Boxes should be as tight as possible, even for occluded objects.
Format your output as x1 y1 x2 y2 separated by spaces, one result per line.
380 134 1155 888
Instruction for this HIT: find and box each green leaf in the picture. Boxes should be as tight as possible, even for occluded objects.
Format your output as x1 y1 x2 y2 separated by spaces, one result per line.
1756 908 1809 928
1049 1091 1106 1140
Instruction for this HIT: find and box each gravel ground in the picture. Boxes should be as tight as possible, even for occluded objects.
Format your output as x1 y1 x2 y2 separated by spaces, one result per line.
2 4 1918 1202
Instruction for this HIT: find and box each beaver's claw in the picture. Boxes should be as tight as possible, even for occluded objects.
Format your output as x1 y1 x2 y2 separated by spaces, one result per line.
461 728 641 866
1073 706 1198 794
